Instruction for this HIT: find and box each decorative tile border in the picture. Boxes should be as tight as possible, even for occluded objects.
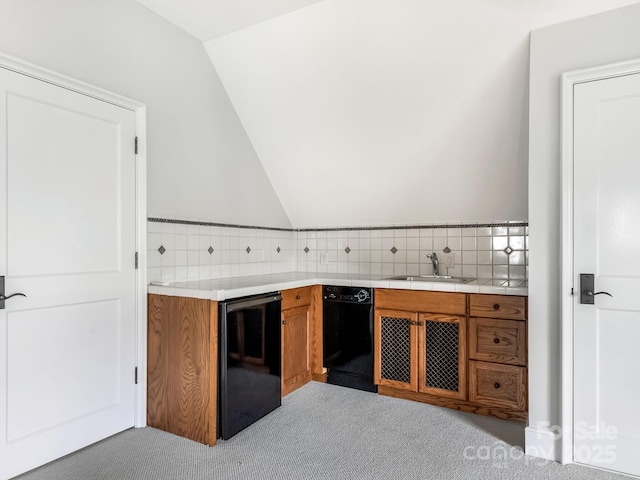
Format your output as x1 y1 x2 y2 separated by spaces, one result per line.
147 217 292 232
148 217 528 232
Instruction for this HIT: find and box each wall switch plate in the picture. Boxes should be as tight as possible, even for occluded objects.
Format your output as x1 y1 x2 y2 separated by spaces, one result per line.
442 253 454 268
320 252 329 265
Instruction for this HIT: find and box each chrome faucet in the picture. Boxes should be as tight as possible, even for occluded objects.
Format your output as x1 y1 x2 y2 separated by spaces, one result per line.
426 252 439 276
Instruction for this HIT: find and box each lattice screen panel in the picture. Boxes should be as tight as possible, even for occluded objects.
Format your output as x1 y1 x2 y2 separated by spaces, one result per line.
424 320 459 392
380 316 411 384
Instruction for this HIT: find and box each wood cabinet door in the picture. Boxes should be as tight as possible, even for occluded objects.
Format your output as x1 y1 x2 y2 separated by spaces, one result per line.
374 309 418 391
281 305 312 396
418 313 467 400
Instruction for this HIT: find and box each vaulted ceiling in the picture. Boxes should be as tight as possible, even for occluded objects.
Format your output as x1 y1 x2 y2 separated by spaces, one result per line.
136 0 640 228
135 0 325 40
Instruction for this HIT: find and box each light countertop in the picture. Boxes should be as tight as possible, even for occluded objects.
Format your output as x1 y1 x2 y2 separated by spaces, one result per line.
147 272 528 301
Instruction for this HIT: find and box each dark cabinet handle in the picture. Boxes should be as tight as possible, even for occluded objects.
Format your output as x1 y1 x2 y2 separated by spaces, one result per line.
493 338 500 344
493 304 500 310
410 320 416 325
282 320 287 325
417 321 424 326
296 295 301 300
494 382 501 389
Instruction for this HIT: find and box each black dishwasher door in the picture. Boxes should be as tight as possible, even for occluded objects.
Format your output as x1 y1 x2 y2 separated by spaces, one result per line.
323 286 376 393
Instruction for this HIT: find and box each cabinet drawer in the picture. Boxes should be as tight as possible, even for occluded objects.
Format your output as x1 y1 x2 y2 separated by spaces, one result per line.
375 289 466 315
469 294 526 320
469 361 526 410
469 318 526 365
281 287 312 310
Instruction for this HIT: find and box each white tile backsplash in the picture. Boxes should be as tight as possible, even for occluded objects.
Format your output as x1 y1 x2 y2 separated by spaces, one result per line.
147 221 528 283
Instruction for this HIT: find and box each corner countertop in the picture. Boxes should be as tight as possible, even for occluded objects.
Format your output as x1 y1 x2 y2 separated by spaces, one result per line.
147 272 528 301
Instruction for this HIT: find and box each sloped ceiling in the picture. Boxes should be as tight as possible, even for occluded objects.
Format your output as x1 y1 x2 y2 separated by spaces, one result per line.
135 0 325 40
139 0 640 228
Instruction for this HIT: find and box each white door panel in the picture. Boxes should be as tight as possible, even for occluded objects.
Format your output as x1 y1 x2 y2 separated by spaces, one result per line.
7 300 124 441
0 65 137 479
573 72 640 477
7 85 124 276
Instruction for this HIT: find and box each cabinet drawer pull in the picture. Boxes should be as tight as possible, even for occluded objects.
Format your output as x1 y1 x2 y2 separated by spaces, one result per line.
282 320 287 325
493 304 500 310
296 295 301 300
410 320 416 325
493 338 500 344
494 382 501 389
417 321 424 326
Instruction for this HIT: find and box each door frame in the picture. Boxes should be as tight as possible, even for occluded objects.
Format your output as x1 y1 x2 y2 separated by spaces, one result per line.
560 57 640 465
0 52 148 428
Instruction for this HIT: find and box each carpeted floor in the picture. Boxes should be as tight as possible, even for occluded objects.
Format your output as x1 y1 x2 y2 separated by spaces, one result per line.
15 382 629 480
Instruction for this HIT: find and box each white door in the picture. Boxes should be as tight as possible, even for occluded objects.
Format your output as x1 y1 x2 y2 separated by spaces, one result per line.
573 72 640 476
0 66 138 479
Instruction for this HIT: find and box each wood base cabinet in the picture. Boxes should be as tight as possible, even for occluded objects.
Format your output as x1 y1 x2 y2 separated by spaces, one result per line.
282 304 311 395
374 289 528 423
374 290 468 400
147 294 218 446
468 294 527 413
281 286 319 396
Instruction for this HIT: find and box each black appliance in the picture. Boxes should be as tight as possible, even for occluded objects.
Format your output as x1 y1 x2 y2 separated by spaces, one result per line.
323 285 377 393
218 292 282 440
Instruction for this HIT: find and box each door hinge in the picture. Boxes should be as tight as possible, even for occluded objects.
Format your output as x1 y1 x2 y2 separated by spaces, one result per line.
134 136 138 155
135 366 138 385
135 251 139 269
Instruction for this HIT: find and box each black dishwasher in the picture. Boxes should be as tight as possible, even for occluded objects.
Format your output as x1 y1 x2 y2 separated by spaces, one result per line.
218 292 281 440
323 286 377 393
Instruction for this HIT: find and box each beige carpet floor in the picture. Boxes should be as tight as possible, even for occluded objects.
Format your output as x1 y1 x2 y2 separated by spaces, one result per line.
15 382 630 480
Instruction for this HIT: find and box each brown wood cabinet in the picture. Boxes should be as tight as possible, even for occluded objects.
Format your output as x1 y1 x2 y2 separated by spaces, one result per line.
281 287 313 396
468 294 527 413
146 287 528 445
147 286 322 446
147 294 218 446
374 290 468 400
375 289 528 423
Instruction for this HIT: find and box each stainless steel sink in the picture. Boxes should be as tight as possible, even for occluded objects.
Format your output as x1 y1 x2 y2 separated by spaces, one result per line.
384 275 475 284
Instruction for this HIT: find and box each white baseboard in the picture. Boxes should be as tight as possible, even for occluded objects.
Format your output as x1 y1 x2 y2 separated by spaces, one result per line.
525 426 562 462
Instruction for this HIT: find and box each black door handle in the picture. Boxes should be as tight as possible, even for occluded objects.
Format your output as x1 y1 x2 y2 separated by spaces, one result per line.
584 291 613 298
0 293 26 301
580 274 613 304
0 276 27 310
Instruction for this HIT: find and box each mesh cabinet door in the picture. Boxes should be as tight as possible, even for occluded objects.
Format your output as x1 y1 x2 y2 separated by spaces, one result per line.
418 313 467 400
374 309 417 391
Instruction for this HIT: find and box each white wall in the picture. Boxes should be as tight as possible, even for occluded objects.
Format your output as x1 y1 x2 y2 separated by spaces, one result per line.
205 0 639 228
528 2 640 460
0 0 292 228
